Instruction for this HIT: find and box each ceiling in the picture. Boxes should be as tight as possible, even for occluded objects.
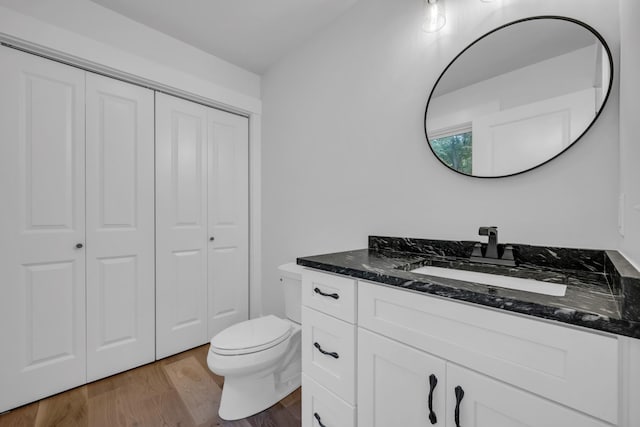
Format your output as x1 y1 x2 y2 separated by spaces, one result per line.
88 0 359 74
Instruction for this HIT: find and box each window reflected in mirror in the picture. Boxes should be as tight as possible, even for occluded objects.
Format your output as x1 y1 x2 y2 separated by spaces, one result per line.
430 131 472 175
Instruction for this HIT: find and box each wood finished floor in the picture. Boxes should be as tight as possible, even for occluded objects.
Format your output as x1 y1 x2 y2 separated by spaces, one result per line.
0 345 301 427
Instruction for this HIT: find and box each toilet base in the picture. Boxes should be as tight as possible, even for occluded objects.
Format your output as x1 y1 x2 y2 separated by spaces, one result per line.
219 371 301 420
212 324 302 420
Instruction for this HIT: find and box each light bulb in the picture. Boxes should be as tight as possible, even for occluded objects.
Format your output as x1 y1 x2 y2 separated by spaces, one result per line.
423 0 446 33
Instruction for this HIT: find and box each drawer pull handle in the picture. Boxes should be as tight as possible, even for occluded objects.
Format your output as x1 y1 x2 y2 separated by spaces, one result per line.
313 412 327 427
454 385 464 427
314 287 339 300
313 342 339 359
428 374 438 424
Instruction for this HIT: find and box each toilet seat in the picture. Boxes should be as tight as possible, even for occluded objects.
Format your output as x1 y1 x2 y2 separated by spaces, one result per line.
210 315 292 356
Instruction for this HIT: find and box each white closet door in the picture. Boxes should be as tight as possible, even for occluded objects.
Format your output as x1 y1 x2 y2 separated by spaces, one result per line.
85 73 155 381
155 93 209 358
207 109 249 339
0 47 86 412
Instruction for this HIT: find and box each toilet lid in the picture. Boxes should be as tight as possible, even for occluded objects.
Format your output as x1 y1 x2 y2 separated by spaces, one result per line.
210 315 292 355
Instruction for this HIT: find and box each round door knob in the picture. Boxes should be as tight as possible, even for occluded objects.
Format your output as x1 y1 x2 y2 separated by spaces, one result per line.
75 243 83 249
209 237 215 241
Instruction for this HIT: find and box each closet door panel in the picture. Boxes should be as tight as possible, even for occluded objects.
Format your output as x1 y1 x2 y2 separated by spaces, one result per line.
85 73 155 381
0 46 86 412
207 109 249 339
156 93 209 358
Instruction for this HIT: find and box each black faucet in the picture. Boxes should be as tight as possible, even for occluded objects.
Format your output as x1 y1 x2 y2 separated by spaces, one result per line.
470 226 516 266
479 226 499 259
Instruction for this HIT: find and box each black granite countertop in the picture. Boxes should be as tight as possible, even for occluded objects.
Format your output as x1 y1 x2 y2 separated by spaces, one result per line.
297 236 640 339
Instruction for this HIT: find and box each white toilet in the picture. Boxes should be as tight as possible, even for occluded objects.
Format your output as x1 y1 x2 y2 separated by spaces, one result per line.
207 262 304 420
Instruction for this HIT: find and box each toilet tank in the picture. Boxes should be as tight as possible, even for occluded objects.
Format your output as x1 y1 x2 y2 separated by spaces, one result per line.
278 262 305 324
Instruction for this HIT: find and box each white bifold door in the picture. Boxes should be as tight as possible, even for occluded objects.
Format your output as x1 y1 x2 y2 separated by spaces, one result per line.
85 73 155 381
0 46 87 412
0 47 155 411
155 93 249 359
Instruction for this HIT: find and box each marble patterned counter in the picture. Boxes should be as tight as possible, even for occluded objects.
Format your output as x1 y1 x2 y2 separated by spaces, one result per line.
297 236 640 339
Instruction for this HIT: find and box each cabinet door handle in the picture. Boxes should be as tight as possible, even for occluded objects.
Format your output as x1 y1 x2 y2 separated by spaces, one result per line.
313 412 327 427
314 287 339 300
313 342 339 359
428 374 438 424
75 243 83 249
454 385 464 427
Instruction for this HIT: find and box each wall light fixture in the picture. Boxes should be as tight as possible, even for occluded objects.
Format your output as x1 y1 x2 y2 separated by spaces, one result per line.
423 0 446 33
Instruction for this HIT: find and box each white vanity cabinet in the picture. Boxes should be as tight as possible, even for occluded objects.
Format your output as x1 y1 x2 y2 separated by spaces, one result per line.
359 328 609 427
301 268 640 427
358 328 446 427
301 270 357 427
358 280 619 425
444 364 609 427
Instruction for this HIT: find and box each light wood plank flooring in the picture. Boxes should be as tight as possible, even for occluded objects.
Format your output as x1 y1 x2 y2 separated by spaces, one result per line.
0 345 301 427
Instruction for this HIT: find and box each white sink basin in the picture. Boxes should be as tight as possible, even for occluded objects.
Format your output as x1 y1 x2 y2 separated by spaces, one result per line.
410 266 567 297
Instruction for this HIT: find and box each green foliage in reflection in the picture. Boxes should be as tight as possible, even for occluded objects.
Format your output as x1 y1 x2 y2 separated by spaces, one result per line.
430 132 472 174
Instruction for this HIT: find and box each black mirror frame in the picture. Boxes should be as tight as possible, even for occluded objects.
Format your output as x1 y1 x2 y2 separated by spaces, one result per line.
424 15 614 179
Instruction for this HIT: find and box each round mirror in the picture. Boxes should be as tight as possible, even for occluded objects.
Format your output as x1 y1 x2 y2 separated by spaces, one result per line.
424 16 613 178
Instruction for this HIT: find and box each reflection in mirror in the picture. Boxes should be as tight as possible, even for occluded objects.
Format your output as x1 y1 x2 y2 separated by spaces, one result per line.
425 17 613 178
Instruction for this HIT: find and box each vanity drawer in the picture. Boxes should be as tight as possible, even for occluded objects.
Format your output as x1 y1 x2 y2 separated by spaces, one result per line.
302 374 355 427
303 269 356 323
357 280 619 424
302 306 356 405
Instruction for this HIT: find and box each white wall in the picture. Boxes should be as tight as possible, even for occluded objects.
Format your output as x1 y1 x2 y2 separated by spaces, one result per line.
619 0 640 267
0 0 260 110
262 0 621 316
